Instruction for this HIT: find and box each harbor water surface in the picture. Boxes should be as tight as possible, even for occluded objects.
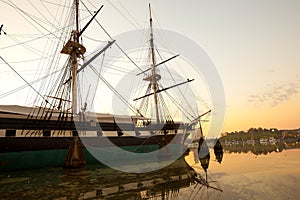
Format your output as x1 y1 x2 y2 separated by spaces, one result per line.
1 146 300 199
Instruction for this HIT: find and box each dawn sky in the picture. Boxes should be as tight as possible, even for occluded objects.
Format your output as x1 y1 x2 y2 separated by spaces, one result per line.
0 0 299 132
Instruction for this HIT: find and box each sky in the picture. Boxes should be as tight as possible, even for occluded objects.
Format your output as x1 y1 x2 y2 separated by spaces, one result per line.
0 0 299 132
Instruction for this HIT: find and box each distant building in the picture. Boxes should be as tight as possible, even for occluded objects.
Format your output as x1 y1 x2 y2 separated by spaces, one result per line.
281 128 300 138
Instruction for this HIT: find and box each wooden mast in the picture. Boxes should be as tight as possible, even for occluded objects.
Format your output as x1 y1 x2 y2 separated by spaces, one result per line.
61 0 86 114
149 3 160 123
134 5 194 125
62 0 86 169
71 0 80 114
75 0 79 35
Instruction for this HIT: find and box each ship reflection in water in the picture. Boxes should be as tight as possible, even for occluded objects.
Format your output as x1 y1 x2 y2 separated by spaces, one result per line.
0 141 224 200
1 140 300 200
0 159 222 200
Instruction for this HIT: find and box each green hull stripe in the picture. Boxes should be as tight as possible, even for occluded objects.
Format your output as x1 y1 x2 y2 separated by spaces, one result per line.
0 145 163 170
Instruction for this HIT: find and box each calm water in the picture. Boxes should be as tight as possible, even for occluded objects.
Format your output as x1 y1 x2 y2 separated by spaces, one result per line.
1 143 300 200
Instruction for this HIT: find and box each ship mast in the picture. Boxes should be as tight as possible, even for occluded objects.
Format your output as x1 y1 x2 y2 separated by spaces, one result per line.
149 4 160 123
61 0 86 114
71 0 79 114
134 5 195 124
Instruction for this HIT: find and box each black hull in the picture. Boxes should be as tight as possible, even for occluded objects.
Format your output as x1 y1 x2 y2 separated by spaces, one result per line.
0 112 187 170
0 116 185 132
0 134 183 153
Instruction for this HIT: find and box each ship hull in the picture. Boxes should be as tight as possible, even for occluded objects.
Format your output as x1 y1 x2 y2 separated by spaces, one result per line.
0 134 186 171
0 106 188 171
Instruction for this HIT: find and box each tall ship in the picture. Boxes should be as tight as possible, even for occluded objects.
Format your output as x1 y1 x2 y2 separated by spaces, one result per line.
0 1 212 171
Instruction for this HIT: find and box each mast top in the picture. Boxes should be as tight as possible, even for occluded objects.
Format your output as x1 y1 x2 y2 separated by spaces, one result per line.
148 3 161 122
149 4 152 21
75 0 79 36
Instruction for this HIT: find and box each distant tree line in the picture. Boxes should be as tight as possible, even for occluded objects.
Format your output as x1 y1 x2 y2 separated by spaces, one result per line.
220 127 300 141
223 142 286 155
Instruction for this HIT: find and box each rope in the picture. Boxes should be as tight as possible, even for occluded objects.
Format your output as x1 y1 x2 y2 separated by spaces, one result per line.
155 48 197 117
90 52 105 107
89 64 139 115
0 67 64 98
159 84 194 122
0 56 52 106
80 0 143 72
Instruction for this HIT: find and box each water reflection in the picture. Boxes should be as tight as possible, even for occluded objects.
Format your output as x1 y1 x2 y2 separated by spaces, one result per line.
198 137 211 172
214 139 224 164
184 137 224 198
221 138 300 155
0 153 224 200
195 138 224 173
2 138 299 199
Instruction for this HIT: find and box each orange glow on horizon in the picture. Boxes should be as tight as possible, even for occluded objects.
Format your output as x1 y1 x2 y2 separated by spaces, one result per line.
221 93 300 133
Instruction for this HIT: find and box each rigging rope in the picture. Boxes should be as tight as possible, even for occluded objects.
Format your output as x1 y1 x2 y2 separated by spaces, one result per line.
0 67 64 98
3 0 60 40
138 83 151 116
0 56 52 106
155 48 197 117
159 84 194 122
80 0 143 73
106 0 143 31
27 0 60 30
90 52 105 108
158 92 173 122
89 64 139 115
